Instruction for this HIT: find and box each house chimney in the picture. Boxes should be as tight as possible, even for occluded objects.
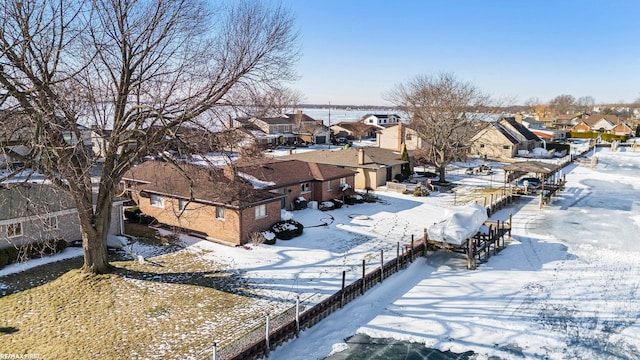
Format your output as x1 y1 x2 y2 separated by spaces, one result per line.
515 114 523 124
358 148 365 165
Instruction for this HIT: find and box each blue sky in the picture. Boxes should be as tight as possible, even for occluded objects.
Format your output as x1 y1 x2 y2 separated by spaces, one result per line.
280 0 640 106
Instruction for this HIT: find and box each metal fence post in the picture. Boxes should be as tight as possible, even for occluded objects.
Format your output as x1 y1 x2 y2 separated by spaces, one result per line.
380 249 384 283
265 315 270 354
295 295 300 334
340 271 346 307
361 259 365 294
212 342 217 360
396 242 400 271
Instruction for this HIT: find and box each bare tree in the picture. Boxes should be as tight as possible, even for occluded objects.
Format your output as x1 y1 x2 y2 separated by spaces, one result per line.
0 0 298 274
386 73 491 183
350 121 372 142
576 96 595 113
548 94 576 115
241 86 306 117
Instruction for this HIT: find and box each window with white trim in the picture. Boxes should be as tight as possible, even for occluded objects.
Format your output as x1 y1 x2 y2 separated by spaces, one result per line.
7 222 22 238
301 183 310 193
216 206 225 219
44 216 58 231
255 204 266 219
150 194 164 208
340 177 347 186
179 199 188 211
327 181 332 191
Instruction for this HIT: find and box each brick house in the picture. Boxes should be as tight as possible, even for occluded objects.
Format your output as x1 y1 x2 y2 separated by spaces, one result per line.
572 114 632 136
0 183 124 249
229 111 330 148
281 147 409 190
235 159 357 210
329 122 378 140
122 161 283 246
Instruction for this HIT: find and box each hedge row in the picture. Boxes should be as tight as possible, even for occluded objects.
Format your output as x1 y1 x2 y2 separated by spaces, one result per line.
0 238 68 269
569 132 629 142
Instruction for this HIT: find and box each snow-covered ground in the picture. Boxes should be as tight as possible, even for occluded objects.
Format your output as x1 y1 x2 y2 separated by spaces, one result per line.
2 145 637 360
266 147 640 360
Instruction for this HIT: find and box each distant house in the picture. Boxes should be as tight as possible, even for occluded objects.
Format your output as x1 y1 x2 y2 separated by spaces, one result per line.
518 115 566 142
281 147 409 190
360 114 402 129
230 111 330 148
572 114 632 136
471 117 543 159
235 159 357 210
121 161 283 246
329 122 377 140
553 114 580 131
0 183 124 249
376 123 424 152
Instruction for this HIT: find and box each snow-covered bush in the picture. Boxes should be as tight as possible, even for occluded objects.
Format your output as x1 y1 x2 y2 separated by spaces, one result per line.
319 201 335 211
262 231 277 245
270 220 304 240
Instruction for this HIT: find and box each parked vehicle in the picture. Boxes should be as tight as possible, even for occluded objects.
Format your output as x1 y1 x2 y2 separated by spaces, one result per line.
516 177 541 189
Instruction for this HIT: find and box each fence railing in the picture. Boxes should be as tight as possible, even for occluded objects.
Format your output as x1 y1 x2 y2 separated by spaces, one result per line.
201 178 519 360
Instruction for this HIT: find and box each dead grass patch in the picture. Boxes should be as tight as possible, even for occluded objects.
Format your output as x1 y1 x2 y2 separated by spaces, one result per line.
0 247 282 359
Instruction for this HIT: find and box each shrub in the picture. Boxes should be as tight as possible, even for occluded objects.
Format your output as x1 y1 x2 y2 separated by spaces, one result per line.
54 238 68 253
270 220 304 240
0 249 9 269
413 188 430 197
3 246 19 263
124 206 142 221
319 201 335 211
330 199 343 209
262 231 277 245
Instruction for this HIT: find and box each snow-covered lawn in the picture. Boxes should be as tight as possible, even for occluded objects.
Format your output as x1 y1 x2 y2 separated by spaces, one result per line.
2 145 636 360
268 148 640 360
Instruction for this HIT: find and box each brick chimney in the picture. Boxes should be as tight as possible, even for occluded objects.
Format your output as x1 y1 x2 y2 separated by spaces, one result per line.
358 148 365 165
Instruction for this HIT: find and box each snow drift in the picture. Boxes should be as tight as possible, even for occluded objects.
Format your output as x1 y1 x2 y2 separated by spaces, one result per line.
427 202 488 245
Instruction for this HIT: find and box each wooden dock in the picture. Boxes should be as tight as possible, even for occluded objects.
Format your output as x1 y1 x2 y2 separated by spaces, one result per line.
425 216 512 270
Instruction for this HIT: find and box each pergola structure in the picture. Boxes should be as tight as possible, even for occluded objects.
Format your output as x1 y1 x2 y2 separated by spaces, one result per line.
502 161 563 208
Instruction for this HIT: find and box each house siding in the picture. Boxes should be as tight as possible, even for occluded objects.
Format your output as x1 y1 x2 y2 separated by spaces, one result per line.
135 194 280 245
471 128 516 158
0 211 82 249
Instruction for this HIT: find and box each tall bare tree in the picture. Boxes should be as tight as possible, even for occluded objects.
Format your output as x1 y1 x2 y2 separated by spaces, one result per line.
548 94 576 115
0 0 298 273
386 73 491 183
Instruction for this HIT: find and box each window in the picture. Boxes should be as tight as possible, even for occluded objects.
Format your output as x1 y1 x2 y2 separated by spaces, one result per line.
405 134 412 140
44 216 58 231
480 144 485 148
179 199 188 211
301 183 310 193
150 194 164 208
327 181 332 191
216 206 225 219
7 222 22 238
339 177 347 186
255 204 266 219
503 145 511 150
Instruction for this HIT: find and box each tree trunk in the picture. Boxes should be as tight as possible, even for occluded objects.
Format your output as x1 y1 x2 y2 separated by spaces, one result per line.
81 230 112 274
79 188 115 274
438 165 446 183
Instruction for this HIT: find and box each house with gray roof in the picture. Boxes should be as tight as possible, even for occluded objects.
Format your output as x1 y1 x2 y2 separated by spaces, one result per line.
470 117 543 159
280 147 409 190
0 183 124 249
